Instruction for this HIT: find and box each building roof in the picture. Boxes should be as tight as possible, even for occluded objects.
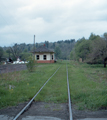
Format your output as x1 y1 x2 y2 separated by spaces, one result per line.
32 45 54 53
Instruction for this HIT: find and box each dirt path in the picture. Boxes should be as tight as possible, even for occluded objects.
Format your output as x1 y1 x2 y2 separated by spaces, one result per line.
0 102 107 120
0 64 27 74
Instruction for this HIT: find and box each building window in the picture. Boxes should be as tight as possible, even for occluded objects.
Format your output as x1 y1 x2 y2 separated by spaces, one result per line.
43 55 46 60
52 55 53 60
36 55 39 60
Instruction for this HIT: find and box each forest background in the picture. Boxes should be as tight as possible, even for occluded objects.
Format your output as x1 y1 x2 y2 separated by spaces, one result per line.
0 32 107 66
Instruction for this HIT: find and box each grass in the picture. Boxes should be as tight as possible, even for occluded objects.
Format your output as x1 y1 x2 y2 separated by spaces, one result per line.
36 63 68 103
0 63 60 108
68 61 107 110
0 61 107 110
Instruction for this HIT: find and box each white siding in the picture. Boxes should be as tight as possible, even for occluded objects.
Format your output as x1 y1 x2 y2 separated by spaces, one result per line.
35 53 54 60
35 54 37 60
40 55 43 60
47 53 50 60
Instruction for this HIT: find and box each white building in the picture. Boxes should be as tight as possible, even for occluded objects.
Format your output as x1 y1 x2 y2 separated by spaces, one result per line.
32 45 55 63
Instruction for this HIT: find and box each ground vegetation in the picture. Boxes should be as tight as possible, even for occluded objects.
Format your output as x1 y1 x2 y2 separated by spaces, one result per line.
0 61 107 111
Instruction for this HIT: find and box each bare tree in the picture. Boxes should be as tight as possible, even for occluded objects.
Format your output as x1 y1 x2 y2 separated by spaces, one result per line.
9 43 23 60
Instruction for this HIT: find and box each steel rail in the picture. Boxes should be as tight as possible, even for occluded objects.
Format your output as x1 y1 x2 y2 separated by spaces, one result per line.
66 64 73 120
13 66 61 120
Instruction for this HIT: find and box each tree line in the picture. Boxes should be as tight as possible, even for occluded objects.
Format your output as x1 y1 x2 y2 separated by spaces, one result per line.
1 32 107 67
70 32 107 67
0 39 75 62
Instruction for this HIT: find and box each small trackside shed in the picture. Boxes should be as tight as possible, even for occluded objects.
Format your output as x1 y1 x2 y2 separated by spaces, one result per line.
32 45 55 63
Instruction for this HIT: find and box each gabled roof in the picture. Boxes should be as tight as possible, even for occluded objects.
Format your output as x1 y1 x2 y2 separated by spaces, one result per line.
32 45 54 53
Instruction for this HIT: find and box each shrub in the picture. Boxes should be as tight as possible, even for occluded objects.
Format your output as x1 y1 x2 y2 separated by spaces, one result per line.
26 57 36 72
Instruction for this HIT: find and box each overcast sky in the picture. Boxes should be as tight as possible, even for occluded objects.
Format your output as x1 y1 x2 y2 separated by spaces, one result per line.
0 0 107 47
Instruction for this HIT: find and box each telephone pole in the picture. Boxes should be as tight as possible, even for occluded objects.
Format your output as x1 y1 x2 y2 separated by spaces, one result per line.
34 35 36 62
34 35 36 51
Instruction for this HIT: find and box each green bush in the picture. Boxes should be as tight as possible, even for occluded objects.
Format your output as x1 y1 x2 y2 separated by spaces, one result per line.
26 57 36 72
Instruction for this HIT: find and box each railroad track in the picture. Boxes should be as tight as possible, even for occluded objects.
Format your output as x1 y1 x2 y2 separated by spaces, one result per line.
13 64 73 120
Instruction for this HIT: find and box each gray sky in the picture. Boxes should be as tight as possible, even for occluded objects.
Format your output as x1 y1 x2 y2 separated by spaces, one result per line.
0 0 107 47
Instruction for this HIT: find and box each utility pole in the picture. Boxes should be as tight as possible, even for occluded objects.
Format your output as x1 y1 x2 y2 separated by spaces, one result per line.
34 35 36 51
34 35 36 62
